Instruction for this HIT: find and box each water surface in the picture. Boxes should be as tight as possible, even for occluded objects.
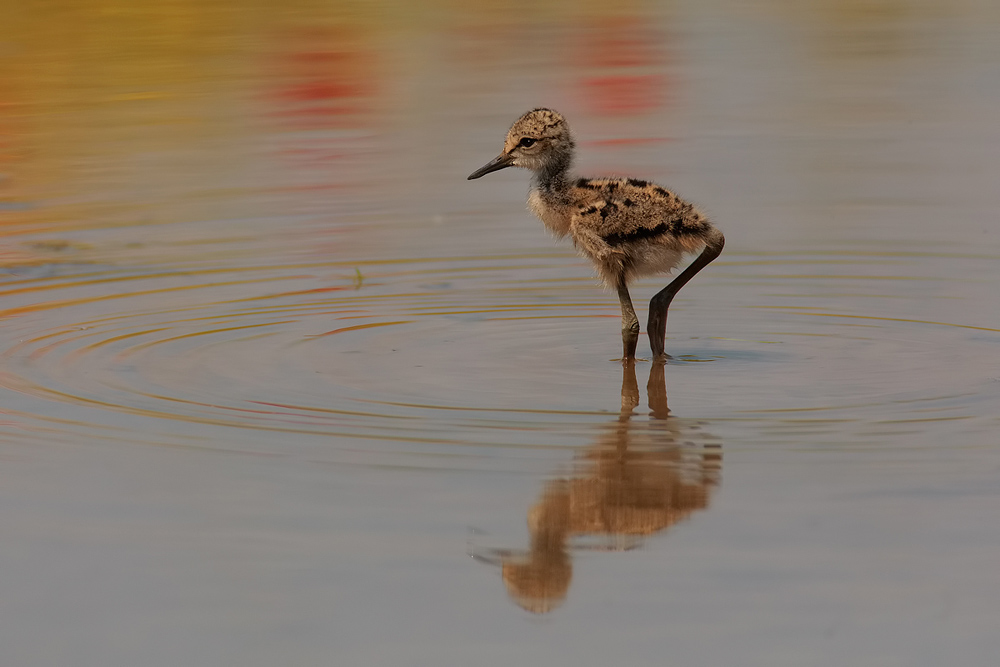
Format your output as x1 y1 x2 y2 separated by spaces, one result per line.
1 2 999 665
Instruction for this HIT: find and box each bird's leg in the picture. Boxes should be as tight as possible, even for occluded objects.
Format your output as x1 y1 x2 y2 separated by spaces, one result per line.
617 279 640 361
647 233 725 361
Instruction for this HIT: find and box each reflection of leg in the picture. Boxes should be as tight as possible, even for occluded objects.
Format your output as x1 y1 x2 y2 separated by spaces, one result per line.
647 233 725 361
620 358 639 416
647 361 670 419
617 280 639 360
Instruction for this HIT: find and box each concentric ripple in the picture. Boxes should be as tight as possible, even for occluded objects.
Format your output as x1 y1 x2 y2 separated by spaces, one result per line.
1 249 997 467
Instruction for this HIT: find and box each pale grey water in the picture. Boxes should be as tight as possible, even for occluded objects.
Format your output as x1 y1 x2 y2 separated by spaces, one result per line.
1 2 999 665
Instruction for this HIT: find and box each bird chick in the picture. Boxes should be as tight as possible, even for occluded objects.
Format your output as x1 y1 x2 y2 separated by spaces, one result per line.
469 108 724 362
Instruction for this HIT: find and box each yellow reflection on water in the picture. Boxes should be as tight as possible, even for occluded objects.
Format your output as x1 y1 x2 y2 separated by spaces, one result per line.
0 0 394 238
0 0 680 238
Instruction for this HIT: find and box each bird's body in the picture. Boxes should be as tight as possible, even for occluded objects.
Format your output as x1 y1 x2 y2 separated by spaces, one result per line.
468 109 724 361
527 176 718 288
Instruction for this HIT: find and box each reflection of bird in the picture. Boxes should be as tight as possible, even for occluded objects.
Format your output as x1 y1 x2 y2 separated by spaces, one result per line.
469 109 724 361
473 361 721 614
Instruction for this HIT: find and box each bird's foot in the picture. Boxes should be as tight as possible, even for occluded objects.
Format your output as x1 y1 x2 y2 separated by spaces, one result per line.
651 352 672 364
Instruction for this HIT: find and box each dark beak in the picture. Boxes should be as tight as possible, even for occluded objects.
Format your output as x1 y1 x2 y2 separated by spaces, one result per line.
467 153 515 180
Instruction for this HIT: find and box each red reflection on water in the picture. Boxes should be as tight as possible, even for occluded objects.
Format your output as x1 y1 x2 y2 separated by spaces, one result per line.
260 21 387 208
582 75 666 115
575 17 670 116
267 26 380 130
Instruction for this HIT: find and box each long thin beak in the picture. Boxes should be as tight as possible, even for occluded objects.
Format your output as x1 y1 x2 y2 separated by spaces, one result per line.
467 153 514 180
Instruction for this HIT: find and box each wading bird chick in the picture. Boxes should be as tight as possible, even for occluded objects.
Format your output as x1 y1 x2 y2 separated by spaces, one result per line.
468 108 724 362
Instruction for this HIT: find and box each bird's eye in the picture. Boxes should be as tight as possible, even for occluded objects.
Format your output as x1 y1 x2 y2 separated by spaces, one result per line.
519 137 537 148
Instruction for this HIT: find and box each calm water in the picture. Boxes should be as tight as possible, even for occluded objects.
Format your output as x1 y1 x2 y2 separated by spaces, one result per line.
2 1 999 665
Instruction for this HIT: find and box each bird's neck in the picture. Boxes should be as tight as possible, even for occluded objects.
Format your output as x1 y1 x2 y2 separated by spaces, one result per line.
527 165 575 238
532 164 572 198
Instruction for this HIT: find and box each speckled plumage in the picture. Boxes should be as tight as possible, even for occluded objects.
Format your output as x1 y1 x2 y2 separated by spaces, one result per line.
469 109 724 361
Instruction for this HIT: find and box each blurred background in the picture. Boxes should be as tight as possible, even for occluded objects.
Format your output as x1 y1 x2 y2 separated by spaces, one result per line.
1 1 999 665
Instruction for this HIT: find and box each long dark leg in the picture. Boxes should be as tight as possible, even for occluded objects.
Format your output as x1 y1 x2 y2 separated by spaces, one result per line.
617 279 640 361
647 233 725 361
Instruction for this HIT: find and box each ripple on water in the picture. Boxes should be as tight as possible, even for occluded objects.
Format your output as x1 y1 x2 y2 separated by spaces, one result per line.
0 250 997 466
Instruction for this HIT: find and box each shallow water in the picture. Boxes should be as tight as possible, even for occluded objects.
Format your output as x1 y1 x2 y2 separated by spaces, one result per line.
2 1 1000 665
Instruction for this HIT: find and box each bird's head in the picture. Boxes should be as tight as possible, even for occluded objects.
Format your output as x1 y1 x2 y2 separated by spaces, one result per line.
468 108 574 181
